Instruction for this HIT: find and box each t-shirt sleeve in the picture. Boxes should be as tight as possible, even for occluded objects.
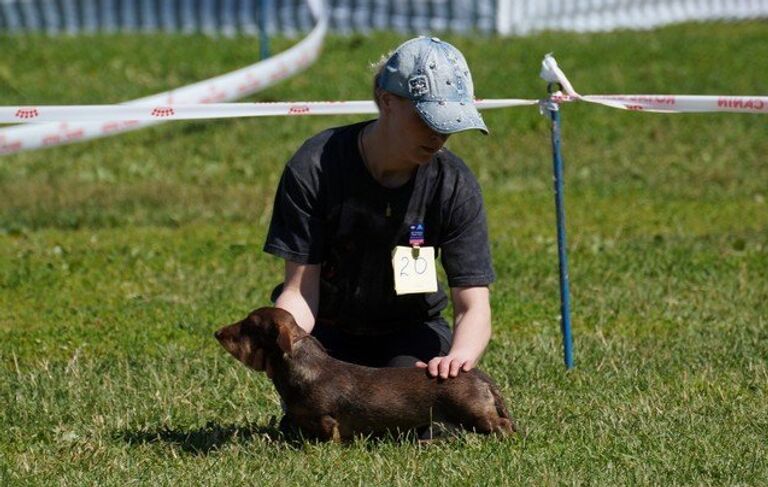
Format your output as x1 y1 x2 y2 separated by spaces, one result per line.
263 164 326 264
440 179 495 288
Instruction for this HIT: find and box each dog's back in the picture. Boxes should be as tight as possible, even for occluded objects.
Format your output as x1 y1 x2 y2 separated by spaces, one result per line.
280 347 516 438
358 366 514 436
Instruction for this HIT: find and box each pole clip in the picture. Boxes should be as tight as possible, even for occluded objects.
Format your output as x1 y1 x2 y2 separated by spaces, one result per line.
539 82 563 115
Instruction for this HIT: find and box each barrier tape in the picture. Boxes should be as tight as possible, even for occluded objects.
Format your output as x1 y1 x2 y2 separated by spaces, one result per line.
0 99 538 124
0 0 328 155
540 54 768 114
2 27 765 156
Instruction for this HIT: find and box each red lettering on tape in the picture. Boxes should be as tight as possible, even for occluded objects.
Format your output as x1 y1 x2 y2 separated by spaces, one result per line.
238 75 262 94
0 140 22 153
288 106 311 115
270 65 290 81
102 122 120 133
15 107 39 119
151 106 176 118
43 134 61 146
65 128 85 140
201 93 226 103
101 120 140 133
200 84 227 104
717 97 766 111
604 96 675 106
625 105 644 111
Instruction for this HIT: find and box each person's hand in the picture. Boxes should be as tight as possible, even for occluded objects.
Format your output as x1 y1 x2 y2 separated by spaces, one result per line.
253 348 274 379
415 352 476 379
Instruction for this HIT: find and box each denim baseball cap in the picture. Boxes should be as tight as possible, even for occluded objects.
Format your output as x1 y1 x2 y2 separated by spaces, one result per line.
377 36 488 135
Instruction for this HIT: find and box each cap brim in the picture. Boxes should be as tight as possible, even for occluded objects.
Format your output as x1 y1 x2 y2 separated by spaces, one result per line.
414 100 489 135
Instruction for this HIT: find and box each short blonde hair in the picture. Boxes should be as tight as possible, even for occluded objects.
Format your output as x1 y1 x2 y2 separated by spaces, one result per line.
370 52 391 108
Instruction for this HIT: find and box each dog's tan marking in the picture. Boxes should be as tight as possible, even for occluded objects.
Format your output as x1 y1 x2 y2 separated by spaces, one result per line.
331 423 341 443
239 339 252 365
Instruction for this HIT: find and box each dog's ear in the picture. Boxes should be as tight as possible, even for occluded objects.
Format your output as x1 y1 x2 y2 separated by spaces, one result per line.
277 321 294 355
246 307 304 356
272 309 304 355
275 317 297 355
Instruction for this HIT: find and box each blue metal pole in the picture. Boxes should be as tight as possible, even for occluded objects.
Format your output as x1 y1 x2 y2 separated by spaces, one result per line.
546 84 575 369
260 0 271 60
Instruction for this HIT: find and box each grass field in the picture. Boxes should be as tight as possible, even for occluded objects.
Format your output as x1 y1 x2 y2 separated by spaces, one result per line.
1 21 767 485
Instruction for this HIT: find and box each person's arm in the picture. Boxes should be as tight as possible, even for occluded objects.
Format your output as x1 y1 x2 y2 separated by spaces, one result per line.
252 261 320 378
416 286 491 378
274 260 321 334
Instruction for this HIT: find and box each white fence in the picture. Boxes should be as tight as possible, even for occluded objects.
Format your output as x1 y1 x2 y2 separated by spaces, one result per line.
0 0 766 36
497 0 768 35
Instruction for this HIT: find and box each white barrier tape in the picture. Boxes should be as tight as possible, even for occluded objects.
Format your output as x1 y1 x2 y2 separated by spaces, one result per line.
580 95 768 114
551 91 768 114
542 54 768 114
0 99 539 124
4 41 763 154
0 0 328 155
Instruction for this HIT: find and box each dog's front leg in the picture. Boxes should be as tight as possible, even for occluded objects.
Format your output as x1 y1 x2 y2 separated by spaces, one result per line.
293 413 342 442
318 415 341 443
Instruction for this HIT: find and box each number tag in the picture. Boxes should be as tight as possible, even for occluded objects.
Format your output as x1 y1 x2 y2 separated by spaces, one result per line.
391 246 438 295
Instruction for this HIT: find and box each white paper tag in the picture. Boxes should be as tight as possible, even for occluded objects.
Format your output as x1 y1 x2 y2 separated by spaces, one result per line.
391 246 438 295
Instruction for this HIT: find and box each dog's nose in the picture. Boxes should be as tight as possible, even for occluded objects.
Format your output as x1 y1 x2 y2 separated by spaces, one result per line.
214 330 222 339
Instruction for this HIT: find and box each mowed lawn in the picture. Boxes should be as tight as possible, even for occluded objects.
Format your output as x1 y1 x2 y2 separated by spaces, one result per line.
1 21 767 485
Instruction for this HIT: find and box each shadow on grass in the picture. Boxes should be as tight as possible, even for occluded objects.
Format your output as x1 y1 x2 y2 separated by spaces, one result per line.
115 419 448 453
115 419 287 454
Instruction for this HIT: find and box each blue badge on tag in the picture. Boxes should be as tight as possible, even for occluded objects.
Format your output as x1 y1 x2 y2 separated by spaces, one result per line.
409 223 425 247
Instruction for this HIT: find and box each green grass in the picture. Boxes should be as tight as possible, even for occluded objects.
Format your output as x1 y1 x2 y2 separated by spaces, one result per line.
1 22 767 485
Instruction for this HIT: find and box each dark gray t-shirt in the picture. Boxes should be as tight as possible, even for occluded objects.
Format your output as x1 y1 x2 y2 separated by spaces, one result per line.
264 120 494 335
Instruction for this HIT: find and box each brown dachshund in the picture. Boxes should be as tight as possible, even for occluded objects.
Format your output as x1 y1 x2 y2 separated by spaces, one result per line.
215 307 516 442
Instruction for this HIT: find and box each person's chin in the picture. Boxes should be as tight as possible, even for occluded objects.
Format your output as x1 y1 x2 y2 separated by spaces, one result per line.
415 147 438 164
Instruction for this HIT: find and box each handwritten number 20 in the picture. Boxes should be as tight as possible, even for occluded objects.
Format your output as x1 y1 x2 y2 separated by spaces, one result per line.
399 256 428 277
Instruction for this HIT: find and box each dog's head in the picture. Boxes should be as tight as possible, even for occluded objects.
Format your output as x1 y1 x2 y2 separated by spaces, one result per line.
214 307 306 369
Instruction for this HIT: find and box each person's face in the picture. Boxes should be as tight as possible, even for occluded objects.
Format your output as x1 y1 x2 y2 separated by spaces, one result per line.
381 93 451 166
